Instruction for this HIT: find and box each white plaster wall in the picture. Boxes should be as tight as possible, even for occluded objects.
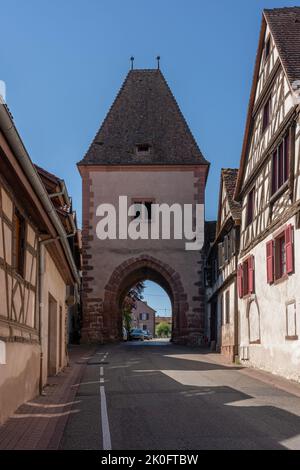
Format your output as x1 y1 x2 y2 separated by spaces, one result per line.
220 281 236 348
239 214 300 382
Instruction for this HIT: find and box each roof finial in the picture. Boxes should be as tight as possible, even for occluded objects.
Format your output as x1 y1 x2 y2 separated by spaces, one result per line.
130 56 134 70
156 55 160 70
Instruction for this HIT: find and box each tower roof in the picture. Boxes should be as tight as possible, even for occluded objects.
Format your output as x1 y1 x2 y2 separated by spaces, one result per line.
78 69 208 166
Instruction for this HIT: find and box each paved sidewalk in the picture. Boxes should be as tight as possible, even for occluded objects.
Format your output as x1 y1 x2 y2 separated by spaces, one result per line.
199 349 300 398
0 345 96 450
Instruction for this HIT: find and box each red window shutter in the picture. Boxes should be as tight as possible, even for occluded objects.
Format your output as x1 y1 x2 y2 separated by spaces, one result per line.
248 255 255 294
237 264 243 299
266 240 274 283
285 224 294 274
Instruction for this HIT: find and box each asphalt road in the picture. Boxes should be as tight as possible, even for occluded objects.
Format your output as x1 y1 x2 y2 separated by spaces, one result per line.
60 340 300 450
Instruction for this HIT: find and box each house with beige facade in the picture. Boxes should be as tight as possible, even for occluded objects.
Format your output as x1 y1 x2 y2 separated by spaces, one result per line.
234 7 300 381
131 300 155 336
0 102 81 423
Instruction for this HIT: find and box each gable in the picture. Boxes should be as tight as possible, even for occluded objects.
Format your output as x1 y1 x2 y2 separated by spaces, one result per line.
216 169 240 236
235 8 300 199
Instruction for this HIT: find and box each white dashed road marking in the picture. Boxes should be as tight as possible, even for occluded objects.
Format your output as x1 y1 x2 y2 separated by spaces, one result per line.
99 352 111 450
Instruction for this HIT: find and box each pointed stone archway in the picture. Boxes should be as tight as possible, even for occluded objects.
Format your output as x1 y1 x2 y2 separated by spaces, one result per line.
100 255 188 344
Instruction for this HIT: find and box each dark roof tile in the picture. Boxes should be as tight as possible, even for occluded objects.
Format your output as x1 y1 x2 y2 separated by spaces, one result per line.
264 7 300 86
78 69 208 166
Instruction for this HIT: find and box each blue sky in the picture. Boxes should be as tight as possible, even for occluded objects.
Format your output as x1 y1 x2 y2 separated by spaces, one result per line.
142 281 172 318
1 0 297 313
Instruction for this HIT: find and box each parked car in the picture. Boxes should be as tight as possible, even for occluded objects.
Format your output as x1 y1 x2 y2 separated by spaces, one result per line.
143 330 153 340
129 328 145 341
123 327 128 341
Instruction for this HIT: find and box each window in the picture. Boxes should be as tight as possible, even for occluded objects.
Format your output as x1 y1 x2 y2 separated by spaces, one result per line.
225 290 230 324
229 228 236 257
272 133 290 195
265 37 271 61
143 324 147 331
136 144 150 155
218 242 224 268
132 200 153 221
220 293 223 325
266 225 294 283
224 236 228 262
262 97 271 133
140 312 149 321
246 188 255 226
13 209 26 277
238 255 255 298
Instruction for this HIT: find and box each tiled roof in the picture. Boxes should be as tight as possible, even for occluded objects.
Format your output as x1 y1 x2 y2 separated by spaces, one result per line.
222 168 241 221
35 164 62 185
78 69 208 166
264 7 300 86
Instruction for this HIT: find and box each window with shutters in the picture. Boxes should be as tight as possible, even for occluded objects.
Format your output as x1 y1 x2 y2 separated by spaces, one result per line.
13 209 26 278
237 255 255 298
140 312 149 321
266 225 294 284
246 188 255 226
264 36 271 62
262 96 271 134
224 236 228 262
275 234 286 280
218 242 224 269
271 132 289 195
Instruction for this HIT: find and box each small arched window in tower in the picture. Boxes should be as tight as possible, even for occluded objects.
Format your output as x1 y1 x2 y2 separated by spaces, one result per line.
136 143 151 155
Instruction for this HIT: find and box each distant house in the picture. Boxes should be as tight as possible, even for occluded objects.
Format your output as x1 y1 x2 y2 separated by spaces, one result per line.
131 300 156 336
155 316 172 327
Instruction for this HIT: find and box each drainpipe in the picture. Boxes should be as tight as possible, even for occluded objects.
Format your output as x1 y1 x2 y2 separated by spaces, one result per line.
234 226 240 362
38 241 45 394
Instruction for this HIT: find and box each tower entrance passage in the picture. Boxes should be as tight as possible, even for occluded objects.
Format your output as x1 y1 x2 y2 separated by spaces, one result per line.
101 256 188 343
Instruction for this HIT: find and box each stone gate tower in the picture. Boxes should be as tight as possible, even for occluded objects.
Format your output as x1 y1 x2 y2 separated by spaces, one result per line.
78 68 209 345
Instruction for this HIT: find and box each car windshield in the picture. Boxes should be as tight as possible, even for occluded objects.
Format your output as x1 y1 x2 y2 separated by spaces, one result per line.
132 329 143 333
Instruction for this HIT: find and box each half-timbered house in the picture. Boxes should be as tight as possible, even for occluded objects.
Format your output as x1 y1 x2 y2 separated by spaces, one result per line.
0 103 81 423
206 169 241 360
235 7 300 381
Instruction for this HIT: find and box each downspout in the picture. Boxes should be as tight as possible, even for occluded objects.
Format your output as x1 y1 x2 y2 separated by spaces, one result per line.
38 241 45 395
234 226 240 362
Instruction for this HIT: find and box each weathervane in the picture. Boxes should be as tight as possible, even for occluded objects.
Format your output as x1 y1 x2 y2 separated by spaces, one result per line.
130 56 134 70
156 55 160 70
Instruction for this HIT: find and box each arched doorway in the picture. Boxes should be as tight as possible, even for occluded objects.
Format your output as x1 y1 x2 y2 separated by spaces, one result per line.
102 255 188 343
